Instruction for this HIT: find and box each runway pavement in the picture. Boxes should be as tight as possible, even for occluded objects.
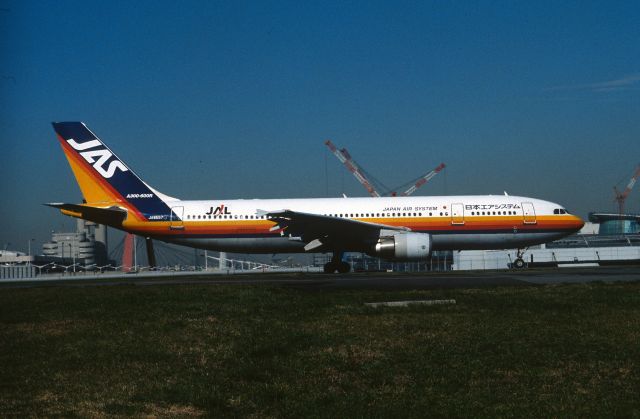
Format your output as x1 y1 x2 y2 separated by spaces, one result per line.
2 266 639 290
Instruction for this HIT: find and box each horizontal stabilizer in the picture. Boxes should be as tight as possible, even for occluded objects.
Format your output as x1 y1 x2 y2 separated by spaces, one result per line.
45 203 127 227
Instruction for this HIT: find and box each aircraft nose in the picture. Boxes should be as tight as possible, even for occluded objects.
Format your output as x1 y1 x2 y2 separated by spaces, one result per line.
571 215 585 232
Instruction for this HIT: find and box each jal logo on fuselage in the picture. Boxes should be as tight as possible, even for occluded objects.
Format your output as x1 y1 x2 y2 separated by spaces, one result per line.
205 204 231 215
67 138 128 179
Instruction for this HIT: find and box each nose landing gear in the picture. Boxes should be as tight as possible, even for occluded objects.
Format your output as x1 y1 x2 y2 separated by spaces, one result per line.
512 248 527 269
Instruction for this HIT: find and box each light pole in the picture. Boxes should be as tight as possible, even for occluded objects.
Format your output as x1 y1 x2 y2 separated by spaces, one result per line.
133 235 137 271
28 238 34 266
69 243 75 273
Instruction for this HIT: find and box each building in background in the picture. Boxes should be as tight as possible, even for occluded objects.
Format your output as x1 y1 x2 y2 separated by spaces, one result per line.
589 213 640 235
41 219 109 267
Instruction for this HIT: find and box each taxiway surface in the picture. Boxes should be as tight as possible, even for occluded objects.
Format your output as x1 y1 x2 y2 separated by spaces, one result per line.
2 266 639 290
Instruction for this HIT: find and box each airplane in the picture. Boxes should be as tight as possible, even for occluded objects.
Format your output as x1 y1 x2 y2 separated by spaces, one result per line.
47 122 585 272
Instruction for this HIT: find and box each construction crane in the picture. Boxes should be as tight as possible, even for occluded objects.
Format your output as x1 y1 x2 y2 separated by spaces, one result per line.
398 163 446 196
325 140 445 197
324 140 380 197
613 164 640 218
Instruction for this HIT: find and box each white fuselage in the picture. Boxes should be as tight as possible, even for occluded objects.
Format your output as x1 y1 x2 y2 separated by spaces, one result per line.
133 194 583 254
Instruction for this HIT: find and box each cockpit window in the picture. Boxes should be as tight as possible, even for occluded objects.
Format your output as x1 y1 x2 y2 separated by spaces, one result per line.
554 208 568 215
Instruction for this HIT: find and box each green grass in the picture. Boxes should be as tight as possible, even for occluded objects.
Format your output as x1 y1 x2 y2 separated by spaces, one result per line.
1 280 640 417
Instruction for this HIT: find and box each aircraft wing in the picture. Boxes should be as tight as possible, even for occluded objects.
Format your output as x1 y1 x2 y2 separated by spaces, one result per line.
45 203 127 227
258 209 408 251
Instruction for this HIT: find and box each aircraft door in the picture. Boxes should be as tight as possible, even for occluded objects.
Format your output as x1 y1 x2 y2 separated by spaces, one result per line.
170 206 185 230
522 202 537 224
451 203 465 225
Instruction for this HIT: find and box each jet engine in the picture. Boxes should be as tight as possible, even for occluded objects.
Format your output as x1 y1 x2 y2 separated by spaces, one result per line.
372 231 432 261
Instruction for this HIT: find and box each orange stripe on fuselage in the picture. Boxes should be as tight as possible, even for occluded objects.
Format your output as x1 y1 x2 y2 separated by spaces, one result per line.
120 215 582 237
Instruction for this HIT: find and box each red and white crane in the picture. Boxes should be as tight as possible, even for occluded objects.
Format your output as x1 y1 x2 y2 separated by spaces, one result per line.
613 164 640 216
324 140 380 197
324 140 445 197
399 163 446 196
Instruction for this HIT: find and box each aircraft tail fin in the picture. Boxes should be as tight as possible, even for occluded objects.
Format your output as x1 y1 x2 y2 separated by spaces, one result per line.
52 122 176 221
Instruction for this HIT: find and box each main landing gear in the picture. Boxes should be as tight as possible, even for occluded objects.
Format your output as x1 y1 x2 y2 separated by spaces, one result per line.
323 251 351 274
145 237 156 269
513 248 527 269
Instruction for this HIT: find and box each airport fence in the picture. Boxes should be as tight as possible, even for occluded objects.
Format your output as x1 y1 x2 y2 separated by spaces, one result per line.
0 264 36 279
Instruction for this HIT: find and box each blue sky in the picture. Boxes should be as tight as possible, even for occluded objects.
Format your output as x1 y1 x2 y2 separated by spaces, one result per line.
1 1 639 252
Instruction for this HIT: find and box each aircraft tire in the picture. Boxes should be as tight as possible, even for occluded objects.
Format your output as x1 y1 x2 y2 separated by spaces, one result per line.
337 261 351 273
513 258 526 269
324 262 337 273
